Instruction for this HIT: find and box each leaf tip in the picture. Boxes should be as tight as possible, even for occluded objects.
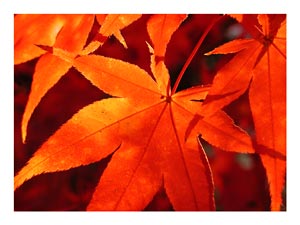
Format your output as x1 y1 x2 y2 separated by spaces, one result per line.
204 49 217 56
21 122 27 144
146 41 154 55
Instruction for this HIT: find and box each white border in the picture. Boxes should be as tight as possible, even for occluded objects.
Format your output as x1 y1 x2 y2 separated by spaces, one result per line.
0 0 14 221
1 0 298 225
9 0 288 14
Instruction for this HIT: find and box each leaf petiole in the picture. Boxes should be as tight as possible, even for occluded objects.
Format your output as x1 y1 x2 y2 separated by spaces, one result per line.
171 15 223 95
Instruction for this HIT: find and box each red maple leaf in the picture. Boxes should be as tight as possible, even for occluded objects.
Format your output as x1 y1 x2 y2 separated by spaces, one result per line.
203 14 286 210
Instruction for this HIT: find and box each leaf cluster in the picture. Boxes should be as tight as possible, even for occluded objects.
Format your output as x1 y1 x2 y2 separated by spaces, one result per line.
14 14 286 211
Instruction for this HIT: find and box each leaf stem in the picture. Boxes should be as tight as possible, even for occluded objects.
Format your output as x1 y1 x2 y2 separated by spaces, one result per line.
171 15 223 95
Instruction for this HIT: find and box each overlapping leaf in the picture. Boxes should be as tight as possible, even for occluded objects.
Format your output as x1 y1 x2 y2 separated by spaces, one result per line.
16 14 141 143
203 14 286 210
14 14 256 210
80 14 142 55
18 14 94 143
147 14 187 92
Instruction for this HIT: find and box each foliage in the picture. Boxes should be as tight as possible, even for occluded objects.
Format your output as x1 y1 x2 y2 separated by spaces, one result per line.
14 14 286 211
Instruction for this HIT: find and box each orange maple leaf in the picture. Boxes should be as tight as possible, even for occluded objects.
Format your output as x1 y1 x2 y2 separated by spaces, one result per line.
81 14 142 54
204 14 286 210
14 14 255 210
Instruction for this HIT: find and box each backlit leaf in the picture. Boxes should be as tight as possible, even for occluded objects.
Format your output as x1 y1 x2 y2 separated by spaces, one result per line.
249 15 286 211
20 15 94 142
203 14 286 210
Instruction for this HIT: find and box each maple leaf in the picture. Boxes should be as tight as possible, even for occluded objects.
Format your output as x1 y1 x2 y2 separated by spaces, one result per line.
203 14 286 210
17 14 94 143
147 14 187 92
97 14 142 48
14 14 255 210
80 14 142 55
16 14 141 143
